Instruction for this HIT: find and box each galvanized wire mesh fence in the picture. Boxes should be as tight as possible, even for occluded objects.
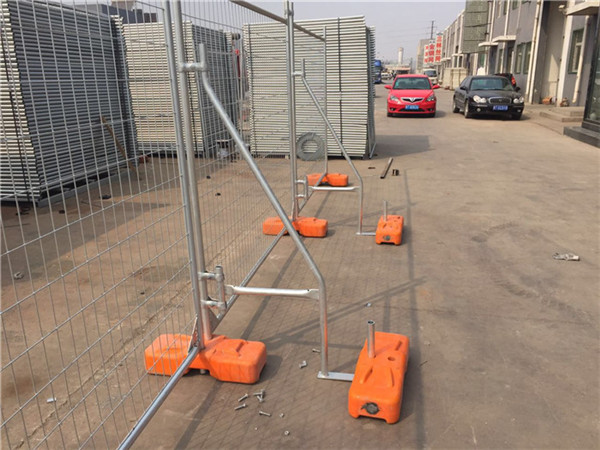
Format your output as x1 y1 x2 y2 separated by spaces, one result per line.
1 0 336 447
2 0 192 447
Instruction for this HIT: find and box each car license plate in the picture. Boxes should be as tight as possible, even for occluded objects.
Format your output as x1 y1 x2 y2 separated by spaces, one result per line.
493 105 509 111
405 105 419 110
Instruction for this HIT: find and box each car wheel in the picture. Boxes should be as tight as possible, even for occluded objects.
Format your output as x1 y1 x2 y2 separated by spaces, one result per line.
452 98 460 113
512 112 522 120
464 101 472 118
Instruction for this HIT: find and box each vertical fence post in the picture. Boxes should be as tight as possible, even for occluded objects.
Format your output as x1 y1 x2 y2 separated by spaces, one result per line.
170 0 213 345
285 0 299 220
162 1 205 349
323 26 329 176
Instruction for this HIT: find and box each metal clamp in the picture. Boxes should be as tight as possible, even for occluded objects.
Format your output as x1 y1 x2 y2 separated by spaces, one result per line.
296 178 308 199
199 265 227 311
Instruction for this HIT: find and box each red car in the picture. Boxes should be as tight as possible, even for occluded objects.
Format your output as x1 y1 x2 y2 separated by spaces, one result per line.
385 74 439 117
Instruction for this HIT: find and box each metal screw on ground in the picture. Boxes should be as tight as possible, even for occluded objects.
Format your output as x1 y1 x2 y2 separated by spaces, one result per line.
259 411 271 417
238 393 248 402
311 348 320 353
284 431 290 436
253 389 265 402
279 413 285 418
234 403 247 411
253 389 265 398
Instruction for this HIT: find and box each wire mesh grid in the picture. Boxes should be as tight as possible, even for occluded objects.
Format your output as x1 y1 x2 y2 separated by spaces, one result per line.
1 0 332 447
1 0 196 447
179 2 328 291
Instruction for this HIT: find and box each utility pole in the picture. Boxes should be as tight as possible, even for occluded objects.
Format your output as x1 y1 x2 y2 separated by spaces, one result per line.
430 20 435 40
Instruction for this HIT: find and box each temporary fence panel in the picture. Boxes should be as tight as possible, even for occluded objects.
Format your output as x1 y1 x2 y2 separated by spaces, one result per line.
1 0 199 447
244 16 375 159
174 2 327 314
0 0 137 203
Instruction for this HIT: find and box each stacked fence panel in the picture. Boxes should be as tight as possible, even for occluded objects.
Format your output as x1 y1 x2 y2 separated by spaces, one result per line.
121 21 238 157
366 26 376 157
0 0 136 203
244 16 375 158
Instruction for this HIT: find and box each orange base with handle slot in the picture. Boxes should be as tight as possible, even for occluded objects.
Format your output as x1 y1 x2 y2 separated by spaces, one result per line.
348 332 409 424
144 333 266 384
306 173 349 187
262 216 328 237
375 215 404 245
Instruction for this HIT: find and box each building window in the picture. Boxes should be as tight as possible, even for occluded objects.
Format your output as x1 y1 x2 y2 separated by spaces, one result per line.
515 43 524 74
512 0 519 10
523 41 532 74
503 0 509 15
507 47 514 72
478 52 486 69
497 0 503 18
568 29 584 74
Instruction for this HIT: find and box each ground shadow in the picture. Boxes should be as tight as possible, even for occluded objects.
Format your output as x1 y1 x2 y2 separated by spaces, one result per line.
376 135 431 157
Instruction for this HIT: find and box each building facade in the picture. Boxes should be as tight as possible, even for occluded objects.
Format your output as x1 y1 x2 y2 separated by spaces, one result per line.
479 0 598 106
440 10 468 88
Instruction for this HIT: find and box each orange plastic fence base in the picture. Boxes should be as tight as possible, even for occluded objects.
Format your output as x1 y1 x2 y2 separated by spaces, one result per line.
348 332 409 424
262 216 328 237
307 173 349 187
144 334 266 384
375 215 404 245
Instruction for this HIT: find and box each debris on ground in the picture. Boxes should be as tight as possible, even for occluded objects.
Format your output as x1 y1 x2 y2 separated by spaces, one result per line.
299 360 307 369
13 272 24 280
552 253 580 261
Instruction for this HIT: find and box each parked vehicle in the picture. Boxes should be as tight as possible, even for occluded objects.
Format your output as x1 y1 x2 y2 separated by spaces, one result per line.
453 75 525 120
373 59 383 84
385 74 439 117
423 68 439 86
495 72 517 88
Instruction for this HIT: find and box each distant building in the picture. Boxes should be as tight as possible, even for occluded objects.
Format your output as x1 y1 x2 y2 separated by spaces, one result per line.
416 38 431 73
438 0 599 145
439 10 467 89
397 47 404 65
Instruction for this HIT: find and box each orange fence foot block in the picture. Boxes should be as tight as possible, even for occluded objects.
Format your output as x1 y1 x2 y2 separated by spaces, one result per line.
262 217 289 235
262 216 327 238
348 332 409 424
375 215 404 245
307 173 349 187
295 216 328 237
145 334 266 384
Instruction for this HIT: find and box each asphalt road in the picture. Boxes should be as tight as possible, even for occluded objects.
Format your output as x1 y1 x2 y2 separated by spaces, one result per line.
134 85 599 449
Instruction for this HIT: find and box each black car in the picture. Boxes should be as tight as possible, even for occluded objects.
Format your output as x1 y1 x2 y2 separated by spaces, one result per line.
453 75 525 120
